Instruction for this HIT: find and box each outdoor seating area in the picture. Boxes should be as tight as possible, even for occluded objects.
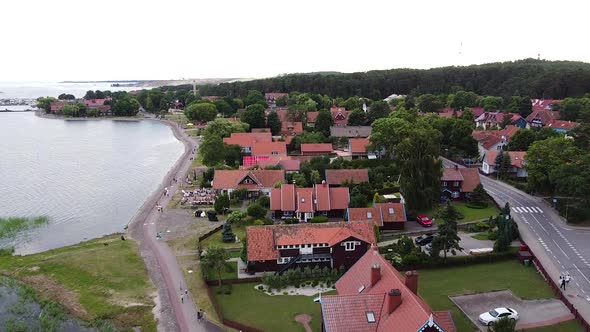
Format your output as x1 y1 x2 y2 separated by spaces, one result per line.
180 188 217 206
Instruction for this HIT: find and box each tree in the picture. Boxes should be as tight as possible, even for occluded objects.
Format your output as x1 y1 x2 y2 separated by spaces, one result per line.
367 100 390 124
314 109 334 137
185 102 218 123
560 97 590 121
213 100 234 117
204 118 249 138
507 96 532 118
200 135 225 166
112 93 140 116
470 184 488 207
266 111 282 135
535 127 560 141
507 129 536 151
60 104 79 117
58 93 75 100
435 202 462 261
247 203 267 219
570 123 590 151
240 104 266 129
84 90 96 99
227 211 247 224
201 247 230 287
449 91 478 110
349 194 368 208
243 90 266 107
417 94 444 113
347 109 367 125
291 173 308 187
461 108 475 123
36 97 56 112
370 117 412 158
275 96 288 107
214 194 230 214
480 96 504 111
487 316 516 332
450 119 478 158
221 221 235 243
310 170 322 184
498 152 513 179
494 215 516 253
223 144 242 167
500 114 513 129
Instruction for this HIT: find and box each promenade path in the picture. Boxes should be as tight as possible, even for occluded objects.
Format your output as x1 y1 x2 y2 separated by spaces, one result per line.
128 119 224 332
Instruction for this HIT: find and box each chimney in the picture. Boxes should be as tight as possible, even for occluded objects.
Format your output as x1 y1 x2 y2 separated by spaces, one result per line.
405 270 418 295
370 264 381 287
387 289 402 314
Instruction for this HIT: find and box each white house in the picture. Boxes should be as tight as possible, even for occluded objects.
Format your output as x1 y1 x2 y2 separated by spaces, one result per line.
482 151 528 178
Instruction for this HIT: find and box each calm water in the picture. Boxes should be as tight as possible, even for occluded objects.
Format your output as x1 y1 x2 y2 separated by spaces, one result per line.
0 113 184 254
0 81 139 99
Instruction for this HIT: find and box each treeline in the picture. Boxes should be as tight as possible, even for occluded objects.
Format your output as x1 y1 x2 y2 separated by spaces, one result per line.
195 59 590 100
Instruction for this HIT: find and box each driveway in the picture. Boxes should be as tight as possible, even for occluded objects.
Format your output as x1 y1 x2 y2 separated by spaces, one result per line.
450 290 573 330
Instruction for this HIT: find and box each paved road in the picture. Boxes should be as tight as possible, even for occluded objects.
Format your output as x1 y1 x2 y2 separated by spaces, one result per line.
129 120 223 332
441 158 590 324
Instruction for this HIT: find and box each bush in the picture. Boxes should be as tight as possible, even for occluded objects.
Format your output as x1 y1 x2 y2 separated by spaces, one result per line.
233 188 248 200
221 284 232 295
247 203 267 219
257 195 270 208
257 285 264 291
487 230 498 240
401 253 423 267
284 218 299 224
253 220 265 226
310 216 329 223
472 221 490 232
466 203 487 209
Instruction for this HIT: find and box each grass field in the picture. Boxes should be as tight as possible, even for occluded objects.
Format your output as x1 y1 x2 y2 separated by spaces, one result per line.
419 260 556 332
421 202 499 224
0 216 49 240
470 232 492 241
200 221 249 250
0 234 156 331
523 319 583 332
212 283 335 332
204 261 238 282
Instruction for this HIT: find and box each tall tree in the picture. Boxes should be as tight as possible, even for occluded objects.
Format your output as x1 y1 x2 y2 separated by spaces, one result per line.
417 94 445 113
470 184 488 207
240 104 266 129
480 96 504 111
243 90 266 107
370 117 412 159
449 91 479 110
84 90 96 99
213 100 234 117
201 247 230 287
450 119 478 158
112 93 140 116
498 152 513 179
367 100 390 124
461 108 475 123
434 202 462 261
507 96 532 118
347 109 367 126
500 114 513 129
221 222 235 243
266 111 282 135
185 102 218 122
200 135 225 166
314 109 334 137
507 129 536 151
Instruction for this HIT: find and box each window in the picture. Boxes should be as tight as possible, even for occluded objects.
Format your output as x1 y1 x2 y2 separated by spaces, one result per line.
243 178 253 184
366 212 372 219
442 181 447 187
271 151 278 156
497 145 502 151
366 312 376 323
344 241 356 251
289 245 293 248
453 181 459 187
388 208 394 215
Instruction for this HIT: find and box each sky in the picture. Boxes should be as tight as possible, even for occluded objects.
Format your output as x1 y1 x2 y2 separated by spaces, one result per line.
1 0 589 81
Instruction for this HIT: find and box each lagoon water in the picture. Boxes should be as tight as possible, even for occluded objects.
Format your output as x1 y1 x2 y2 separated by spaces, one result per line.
0 113 184 254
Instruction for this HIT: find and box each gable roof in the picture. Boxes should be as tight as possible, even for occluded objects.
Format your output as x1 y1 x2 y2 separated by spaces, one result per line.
484 151 527 169
322 248 454 332
525 109 560 125
251 142 287 156
212 169 284 190
457 168 481 193
348 203 406 227
531 99 560 112
223 132 272 147
330 126 372 138
547 119 579 131
325 169 370 185
281 122 303 135
472 126 519 150
271 184 350 212
83 98 111 107
331 107 352 126
306 111 319 124
265 92 289 101
301 143 333 154
441 168 463 182
246 222 375 261
350 138 370 154
476 112 523 125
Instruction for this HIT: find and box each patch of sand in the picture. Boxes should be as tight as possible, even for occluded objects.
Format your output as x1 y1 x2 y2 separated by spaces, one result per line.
255 284 335 296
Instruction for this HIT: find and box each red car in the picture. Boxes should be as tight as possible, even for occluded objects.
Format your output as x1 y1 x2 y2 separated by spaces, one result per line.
416 214 433 227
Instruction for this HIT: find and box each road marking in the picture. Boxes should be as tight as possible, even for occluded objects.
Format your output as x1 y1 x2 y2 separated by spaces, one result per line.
536 207 544 213
574 263 590 284
551 239 569 258
516 207 524 213
525 207 534 213
512 207 518 213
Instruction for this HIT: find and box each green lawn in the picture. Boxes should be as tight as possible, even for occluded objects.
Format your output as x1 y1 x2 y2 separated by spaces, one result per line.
204 261 237 281
523 319 582 332
200 221 248 250
227 250 242 259
212 283 335 332
0 234 156 331
470 232 492 241
420 202 499 224
419 260 556 332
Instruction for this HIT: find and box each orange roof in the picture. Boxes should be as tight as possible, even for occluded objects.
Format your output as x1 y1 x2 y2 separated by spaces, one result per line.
296 188 314 213
212 170 284 190
280 184 296 211
251 142 287 156
251 128 271 133
301 143 333 154
329 187 351 210
322 248 455 332
326 169 369 185
458 168 481 192
442 168 463 181
275 108 290 122
306 111 319 124
315 183 331 211
281 122 303 135
350 138 370 154
246 222 375 261
547 119 579 131
223 132 272 147
348 203 406 226
270 184 349 212
484 151 527 169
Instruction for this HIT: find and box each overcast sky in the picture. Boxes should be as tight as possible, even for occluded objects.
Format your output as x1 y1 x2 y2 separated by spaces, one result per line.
2 0 589 81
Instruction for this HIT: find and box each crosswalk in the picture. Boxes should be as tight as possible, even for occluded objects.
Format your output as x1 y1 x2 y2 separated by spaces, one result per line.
511 206 544 214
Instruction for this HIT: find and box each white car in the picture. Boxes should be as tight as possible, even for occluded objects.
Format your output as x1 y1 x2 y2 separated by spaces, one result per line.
478 307 519 326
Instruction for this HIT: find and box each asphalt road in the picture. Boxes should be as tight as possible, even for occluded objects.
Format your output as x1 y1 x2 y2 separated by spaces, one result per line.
441 158 590 323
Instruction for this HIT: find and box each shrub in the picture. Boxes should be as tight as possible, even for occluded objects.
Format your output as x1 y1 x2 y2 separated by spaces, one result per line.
233 188 249 200
284 218 299 224
401 253 424 267
247 203 267 219
487 230 498 240
466 203 487 209
310 216 329 223
311 281 318 287
221 284 232 295
257 195 270 208
253 220 265 226
474 221 490 232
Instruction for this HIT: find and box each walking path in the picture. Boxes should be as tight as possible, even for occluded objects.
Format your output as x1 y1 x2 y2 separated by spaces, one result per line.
128 119 223 332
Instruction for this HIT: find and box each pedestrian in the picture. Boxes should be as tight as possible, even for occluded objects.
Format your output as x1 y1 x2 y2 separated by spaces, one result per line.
185 289 188 295
565 272 571 285
181 294 184 303
559 276 566 290
197 310 202 322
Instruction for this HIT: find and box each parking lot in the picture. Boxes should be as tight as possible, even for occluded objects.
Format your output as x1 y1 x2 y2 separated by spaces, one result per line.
450 290 573 330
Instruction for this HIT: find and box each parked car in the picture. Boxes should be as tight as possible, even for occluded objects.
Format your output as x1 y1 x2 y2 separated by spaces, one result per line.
207 211 219 222
416 214 433 227
478 307 519 326
415 234 434 246
424 243 433 255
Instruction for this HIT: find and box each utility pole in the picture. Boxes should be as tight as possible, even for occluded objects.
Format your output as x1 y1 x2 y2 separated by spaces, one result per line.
192 80 197 96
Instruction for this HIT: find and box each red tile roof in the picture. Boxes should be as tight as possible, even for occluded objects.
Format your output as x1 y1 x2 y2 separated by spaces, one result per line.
442 167 481 193
350 138 370 154
484 151 527 169
472 126 519 150
265 92 289 101
275 108 290 122
212 170 284 190
331 107 352 126
49 100 72 112
301 143 333 154
83 98 111 107
547 119 579 131
281 121 303 135
223 132 272 147
251 128 271 133
442 168 463 181
271 184 350 212
280 184 296 211
325 169 369 185
279 159 300 172
329 187 350 210
531 99 561 112
525 109 560 125
322 248 454 332
315 183 331 211
251 142 287 157
306 111 319 124
296 188 314 213
348 203 406 226
439 107 485 117
246 222 375 261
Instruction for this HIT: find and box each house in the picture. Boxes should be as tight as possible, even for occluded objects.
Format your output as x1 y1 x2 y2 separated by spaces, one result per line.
251 128 271 133
265 92 289 107
307 107 352 127
481 151 528 178
438 107 485 118
251 142 287 157
246 221 375 273
347 202 407 230
441 166 481 200
325 169 369 186
531 99 560 112
475 112 527 129
301 143 333 156
320 248 456 332
526 109 560 128
223 132 272 153
472 125 519 158
49 100 74 113
546 119 579 133
83 98 111 108
281 122 303 136
212 169 285 198
330 126 372 138
270 183 350 221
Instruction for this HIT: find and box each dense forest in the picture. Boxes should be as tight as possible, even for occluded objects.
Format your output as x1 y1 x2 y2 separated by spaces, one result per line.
195 59 590 100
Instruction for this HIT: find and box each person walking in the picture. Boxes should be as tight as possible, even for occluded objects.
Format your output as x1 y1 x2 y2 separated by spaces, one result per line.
181 294 184 304
560 275 566 290
565 272 571 285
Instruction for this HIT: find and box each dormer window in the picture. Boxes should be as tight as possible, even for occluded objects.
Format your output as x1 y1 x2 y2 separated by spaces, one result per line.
366 212 372 219
366 312 376 323
301 198 305 203
388 208 394 215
